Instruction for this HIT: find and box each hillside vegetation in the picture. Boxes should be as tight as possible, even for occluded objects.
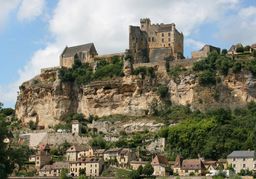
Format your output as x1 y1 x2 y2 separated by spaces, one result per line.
156 103 256 160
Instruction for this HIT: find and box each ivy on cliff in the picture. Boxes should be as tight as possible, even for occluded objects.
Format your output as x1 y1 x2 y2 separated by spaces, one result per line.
59 56 124 85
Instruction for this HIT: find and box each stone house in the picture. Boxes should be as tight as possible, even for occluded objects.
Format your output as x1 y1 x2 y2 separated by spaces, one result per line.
227 150 256 173
69 158 104 177
35 143 51 170
60 43 98 68
180 159 206 176
191 44 220 59
151 154 170 176
116 148 136 168
94 149 105 158
173 155 206 176
103 148 122 161
39 161 69 177
129 18 184 63
130 160 147 170
66 145 88 161
71 120 81 135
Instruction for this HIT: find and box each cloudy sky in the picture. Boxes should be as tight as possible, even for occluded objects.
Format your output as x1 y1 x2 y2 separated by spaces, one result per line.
0 0 256 107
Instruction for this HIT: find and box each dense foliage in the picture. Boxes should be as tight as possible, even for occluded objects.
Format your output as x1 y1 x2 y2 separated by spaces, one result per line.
133 66 155 78
0 103 30 179
192 52 256 86
157 102 256 160
59 56 124 85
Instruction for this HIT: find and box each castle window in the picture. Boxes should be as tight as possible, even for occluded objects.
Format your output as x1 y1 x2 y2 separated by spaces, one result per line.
141 24 144 28
162 33 164 37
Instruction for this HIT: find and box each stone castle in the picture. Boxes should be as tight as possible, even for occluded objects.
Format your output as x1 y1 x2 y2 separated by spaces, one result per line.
129 18 184 63
60 18 184 68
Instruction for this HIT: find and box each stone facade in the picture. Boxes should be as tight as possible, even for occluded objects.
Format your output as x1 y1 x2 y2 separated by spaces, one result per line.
192 45 220 59
129 18 184 63
60 43 98 68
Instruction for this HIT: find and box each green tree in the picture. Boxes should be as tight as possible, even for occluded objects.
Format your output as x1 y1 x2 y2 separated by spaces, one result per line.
60 168 71 179
137 165 143 175
198 70 216 86
142 163 154 176
78 175 88 179
221 49 228 55
129 170 140 179
89 136 106 149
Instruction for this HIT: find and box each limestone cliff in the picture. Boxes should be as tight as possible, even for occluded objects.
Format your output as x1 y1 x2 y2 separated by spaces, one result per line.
15 68 161 127
16 66 256 127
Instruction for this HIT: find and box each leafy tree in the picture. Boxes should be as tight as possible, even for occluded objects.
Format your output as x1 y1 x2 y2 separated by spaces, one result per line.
221 49 228 55
129 170 140 179
78 175 88 179
137 165 143 175
232 61 242 73
28 120 37 130
60 168 71 179
89 136 106 149
142 163 154 176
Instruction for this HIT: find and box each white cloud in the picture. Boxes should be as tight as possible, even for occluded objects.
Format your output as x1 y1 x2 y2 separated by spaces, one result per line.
2 0 251 107
17 0 45 22
0 0 20 30
216 5 256 46
186 39 205 51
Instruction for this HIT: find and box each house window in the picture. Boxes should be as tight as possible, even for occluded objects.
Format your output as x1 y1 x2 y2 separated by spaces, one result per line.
243 164 246 168
162 33 164 37
254 164 256 168
148 37 151 42
243 158 246 161
233 158 236 161
168 38 170 42
152 37 155 42
162 39 164 43
168 32 171 36
233 164 236 168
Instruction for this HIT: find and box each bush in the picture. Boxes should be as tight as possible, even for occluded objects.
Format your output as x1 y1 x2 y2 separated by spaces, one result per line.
89 136 106 149
133 66 155 78
142 163 154 176
198 70 216 86
232 61 242 73
28 120 37 130
236 46 244 53
221 49 228 55
157 85 169 98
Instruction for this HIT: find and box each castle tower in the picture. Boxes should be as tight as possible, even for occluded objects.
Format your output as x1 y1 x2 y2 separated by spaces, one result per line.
72 120 81 136
140 18 151 32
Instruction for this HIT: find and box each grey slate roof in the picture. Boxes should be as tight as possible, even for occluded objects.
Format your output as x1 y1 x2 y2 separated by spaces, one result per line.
61 43 95 58
227 151 255 158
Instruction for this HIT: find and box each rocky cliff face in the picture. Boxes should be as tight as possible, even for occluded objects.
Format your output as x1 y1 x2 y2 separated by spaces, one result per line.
16 68 161 127
16 66 256 127
169 71 256 111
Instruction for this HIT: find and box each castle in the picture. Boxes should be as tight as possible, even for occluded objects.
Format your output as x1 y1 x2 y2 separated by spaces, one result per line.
60 18 184 68
129 18 184 63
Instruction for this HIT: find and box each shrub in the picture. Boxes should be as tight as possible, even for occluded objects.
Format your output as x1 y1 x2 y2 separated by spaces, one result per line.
236 46 244 53
232 61 242 73
198 70 216 86
133 66 155 78
221 49 228 55
28 120 37 130
157 85 169 98
142 163 154 176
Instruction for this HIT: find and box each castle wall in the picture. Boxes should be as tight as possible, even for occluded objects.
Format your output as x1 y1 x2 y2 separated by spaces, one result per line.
129 26 149 63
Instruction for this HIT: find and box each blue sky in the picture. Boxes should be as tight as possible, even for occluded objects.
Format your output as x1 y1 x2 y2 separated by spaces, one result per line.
0 0 256 107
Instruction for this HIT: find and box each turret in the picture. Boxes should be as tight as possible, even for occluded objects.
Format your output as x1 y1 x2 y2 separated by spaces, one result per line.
140 18 151 31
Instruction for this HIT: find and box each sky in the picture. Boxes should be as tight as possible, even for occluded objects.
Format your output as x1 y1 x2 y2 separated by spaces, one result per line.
0 0 256 108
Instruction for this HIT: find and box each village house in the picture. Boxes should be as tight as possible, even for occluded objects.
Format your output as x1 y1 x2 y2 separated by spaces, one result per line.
66 145 88 161
173 155 206 176
151 154 170 176
94 149 106 158
103 148 122 161
35 143 51 170
191 44 220 59
116 148 136 168
71 120 81 135
227 150 256 173
39 162 69 177
60 43 98 68
130 160 148 170
69 158 104 177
